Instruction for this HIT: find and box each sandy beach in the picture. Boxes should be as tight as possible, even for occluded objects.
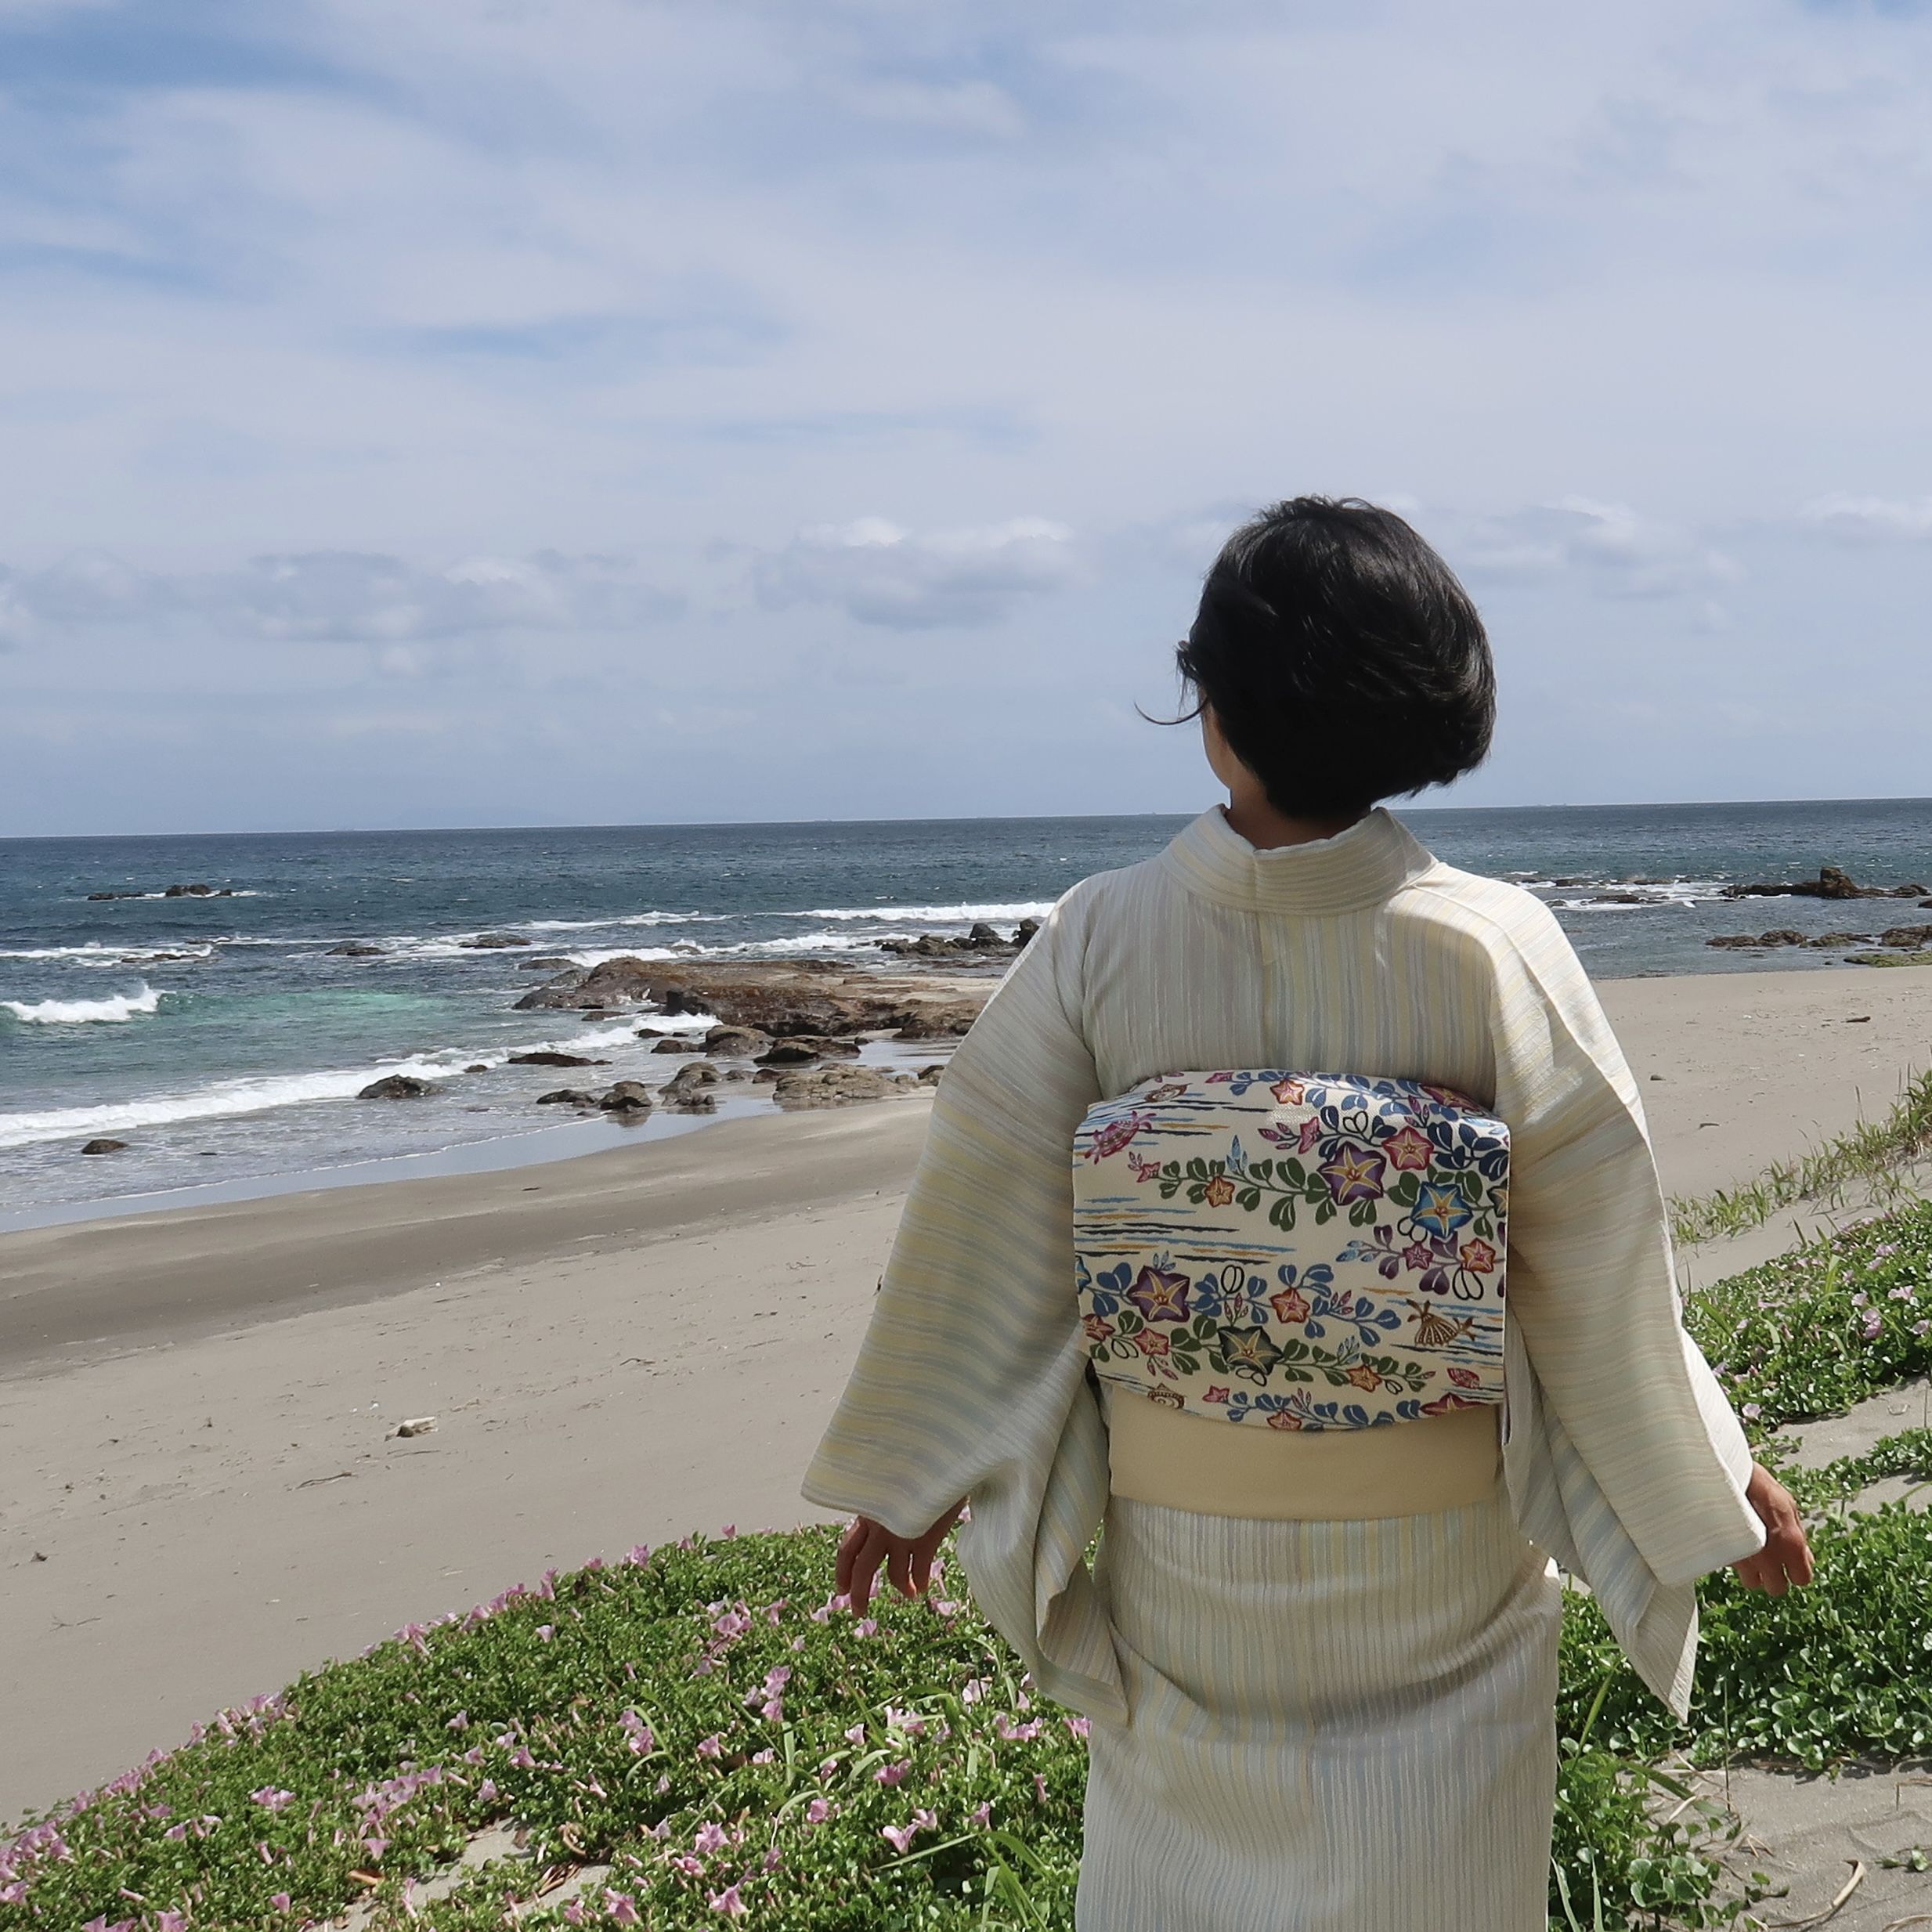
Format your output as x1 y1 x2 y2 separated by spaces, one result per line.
2 961 1927 1824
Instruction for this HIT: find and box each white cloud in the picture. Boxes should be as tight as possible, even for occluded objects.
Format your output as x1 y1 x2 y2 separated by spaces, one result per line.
1797 493 1932 542
1454 498 1738 600
0 550 681 645
752 516 1079 628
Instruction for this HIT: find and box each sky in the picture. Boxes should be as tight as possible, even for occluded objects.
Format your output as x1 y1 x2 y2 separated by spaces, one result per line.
2 0 1930 836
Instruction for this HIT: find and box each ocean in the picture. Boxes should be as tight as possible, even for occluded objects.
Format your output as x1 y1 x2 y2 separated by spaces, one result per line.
3 798 1928 1224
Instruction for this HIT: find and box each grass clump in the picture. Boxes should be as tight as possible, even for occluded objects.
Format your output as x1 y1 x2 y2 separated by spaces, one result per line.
1669 1067 1932 1245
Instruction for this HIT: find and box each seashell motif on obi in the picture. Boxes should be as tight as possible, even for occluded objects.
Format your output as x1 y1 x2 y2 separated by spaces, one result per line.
1072 1071 1509 1431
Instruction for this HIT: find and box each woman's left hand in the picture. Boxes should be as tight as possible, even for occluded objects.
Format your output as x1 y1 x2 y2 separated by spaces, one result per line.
1730 1461 1814 1595
836 1498 966 1614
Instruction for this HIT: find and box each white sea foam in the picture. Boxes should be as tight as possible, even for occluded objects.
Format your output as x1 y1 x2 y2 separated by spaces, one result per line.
0 1053 464 1150
0 942 216 963
2 984 167 1025
795 900 1053 924
0 1012 719 1152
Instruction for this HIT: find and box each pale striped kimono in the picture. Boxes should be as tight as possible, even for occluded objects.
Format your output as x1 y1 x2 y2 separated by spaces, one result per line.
801 804 1765 1929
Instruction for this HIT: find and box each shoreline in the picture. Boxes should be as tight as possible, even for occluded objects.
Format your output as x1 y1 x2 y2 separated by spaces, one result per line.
2 962 1929 1821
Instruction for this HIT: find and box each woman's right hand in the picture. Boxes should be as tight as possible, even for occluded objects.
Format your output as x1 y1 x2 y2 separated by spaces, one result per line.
1730 1462 1814 1595
835 1499 966 1613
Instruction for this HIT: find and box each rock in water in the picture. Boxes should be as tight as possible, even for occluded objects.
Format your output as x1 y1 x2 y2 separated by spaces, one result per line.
651 1037 704 1053
81 1137 128 1154
163 883 233 897
664 1060 720 1095
461 933 532 949
536 1089 599 1106
702 1025 771 1057
771 1065 917 1109
508 1050 607 1067
359 1074 431 1100
328 942 386 957
598 1081 654 1114
756 1039 822 1066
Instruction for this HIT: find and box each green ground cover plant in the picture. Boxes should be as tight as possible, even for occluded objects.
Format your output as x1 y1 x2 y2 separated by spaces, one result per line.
5 1197 1930 1932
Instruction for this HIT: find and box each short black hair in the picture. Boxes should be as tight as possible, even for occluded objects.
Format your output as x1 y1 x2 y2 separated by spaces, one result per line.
1160 497 1494 818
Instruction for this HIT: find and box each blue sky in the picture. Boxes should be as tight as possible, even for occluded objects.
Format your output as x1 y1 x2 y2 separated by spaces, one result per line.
2 0 1930 834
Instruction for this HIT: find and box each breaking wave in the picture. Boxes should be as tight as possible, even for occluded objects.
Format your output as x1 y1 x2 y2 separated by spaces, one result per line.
2 984 167 1025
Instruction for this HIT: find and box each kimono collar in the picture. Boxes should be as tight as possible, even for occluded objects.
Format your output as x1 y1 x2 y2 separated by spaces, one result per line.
1158 802 1439 915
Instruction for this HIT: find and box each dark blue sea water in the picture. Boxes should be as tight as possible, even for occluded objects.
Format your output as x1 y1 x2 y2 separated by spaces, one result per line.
3 799 1928 1217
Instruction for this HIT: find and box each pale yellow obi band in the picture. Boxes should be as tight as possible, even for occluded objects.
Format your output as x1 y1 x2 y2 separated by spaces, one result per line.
1099 1378 1502 1521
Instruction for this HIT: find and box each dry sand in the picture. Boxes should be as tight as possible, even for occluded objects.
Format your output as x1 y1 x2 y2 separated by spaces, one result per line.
2 962 1927 1823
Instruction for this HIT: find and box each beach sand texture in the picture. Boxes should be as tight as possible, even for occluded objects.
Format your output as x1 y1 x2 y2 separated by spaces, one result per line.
1 963 1927 1823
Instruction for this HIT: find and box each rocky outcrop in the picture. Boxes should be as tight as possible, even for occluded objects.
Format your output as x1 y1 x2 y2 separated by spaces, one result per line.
507 1050 607 1067
536 1088 599 1106
876 919 1039 960
1880 924 1932 950
359 1074 430 1099
771 1064 920 1109
81 1137 128 1154
519 956 578 970
1706 929 1809 948
890 999 980 1040
651 1037 704 1054
513 958 994 1041
1721 866 1929 901
164 883 235 897
461 933 532 948
86 890 145 901
598 1081 654 1114
328 942 386 958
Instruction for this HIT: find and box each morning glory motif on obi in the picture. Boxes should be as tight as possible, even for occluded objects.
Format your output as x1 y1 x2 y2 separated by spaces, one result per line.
1072 1071 1510 1430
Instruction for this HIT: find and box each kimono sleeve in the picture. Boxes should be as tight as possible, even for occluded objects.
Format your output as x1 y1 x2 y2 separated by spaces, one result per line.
1491 898 1765 1587
800 883 1105 1544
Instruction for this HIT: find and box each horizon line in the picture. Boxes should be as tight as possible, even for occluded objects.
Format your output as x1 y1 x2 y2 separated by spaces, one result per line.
4 792 1931 844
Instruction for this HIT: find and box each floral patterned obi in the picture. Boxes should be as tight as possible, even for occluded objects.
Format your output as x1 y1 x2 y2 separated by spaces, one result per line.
1072 1071 1509 1432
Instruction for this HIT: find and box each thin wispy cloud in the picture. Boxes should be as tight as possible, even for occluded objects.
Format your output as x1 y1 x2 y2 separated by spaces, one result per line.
0 0 1929 830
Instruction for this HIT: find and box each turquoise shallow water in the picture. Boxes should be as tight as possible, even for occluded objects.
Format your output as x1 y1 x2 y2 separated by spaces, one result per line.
2 800 1927 1215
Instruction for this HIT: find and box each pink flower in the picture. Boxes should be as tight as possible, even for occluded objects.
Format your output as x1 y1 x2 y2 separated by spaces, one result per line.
709 1883 748 1916
270 1896 291 1913
1034 1772 1051 1803
881 1823 918 1854
251 1786 294 1811
843 1723 867 1744
535 1624 556 1641
1064 1715 1090 1738
695 1822 729 1854
854 1618 878 1638
1862 1309 1884 1341
970 1802 991 1829
157 1916 189 1932
605 1890 642 1925
1742 1403 1762 1421
697 1733 724 1759
875 1760 911 1786
447 1711 469 1732
805 1798 833 1824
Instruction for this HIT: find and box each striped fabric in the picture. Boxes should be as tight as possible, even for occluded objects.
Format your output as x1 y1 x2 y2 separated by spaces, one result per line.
1081 1491 1562 1930
800 805 1766 1745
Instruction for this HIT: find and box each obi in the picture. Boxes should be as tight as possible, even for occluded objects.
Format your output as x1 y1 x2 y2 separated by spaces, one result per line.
1072 1071 1510 1431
